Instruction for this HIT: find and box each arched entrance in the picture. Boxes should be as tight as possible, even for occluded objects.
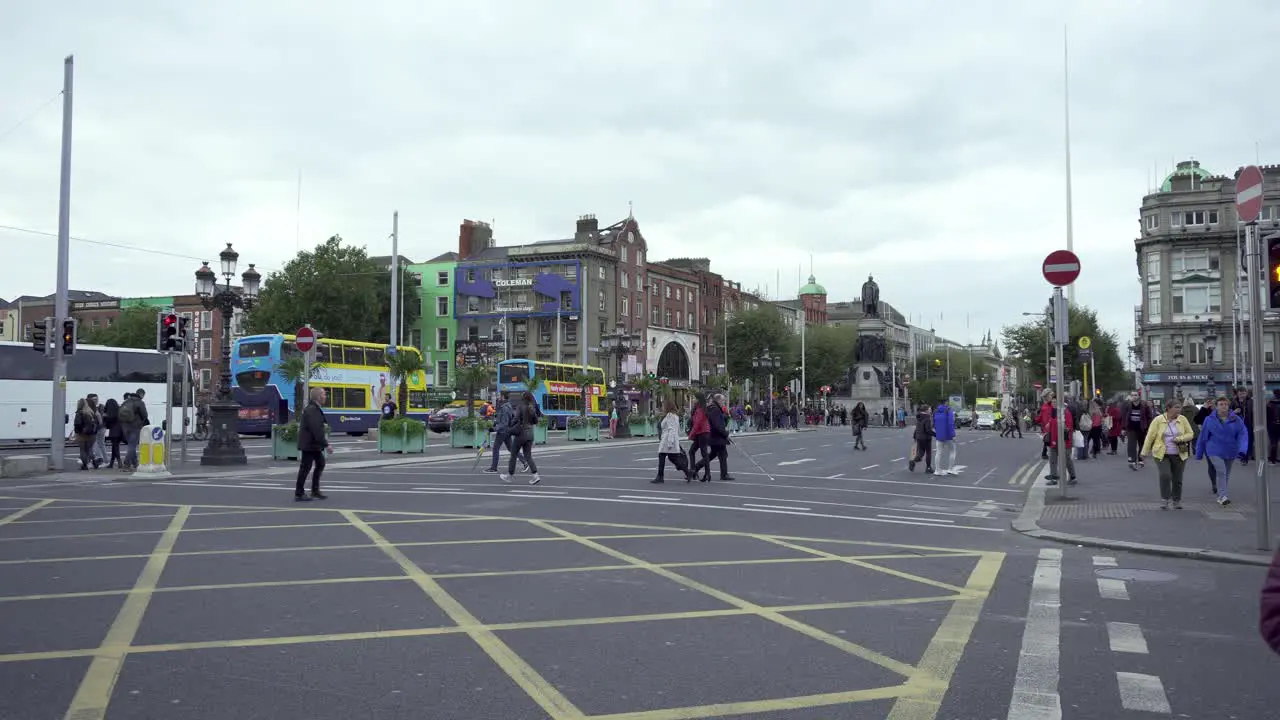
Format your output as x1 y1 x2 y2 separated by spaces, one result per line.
657 341 691 381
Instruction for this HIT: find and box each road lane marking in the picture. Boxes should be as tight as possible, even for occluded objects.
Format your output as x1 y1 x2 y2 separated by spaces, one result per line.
1005 548 1063 720
0 498 54 526
619 495 680 501
743 503 810 511
509 490 567 496
1116 672 1171 714
1097 578 1130 600
1092 556 1117 567
827 473 845 479
861 464 879 470
343 511 585 719
973 468 997 485
1106 622 1149 654
877 514 954 524
777 459 814 466
61 506 191 720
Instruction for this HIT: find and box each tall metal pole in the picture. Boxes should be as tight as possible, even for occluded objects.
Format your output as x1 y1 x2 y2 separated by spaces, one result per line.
163 351 174 464
389 211 399 348
1245 223 1272 550
1063 26 1077 306
49 55 74 472
180 353 190 463
1052 287 1069 499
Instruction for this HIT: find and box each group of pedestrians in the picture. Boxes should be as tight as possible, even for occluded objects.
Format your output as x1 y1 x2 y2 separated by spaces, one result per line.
907 402 962 475
70 389 150 471
653 392 736 483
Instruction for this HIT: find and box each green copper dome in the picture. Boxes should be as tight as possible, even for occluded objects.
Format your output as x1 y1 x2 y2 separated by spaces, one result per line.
799 274 826 296
1160 160 1214 192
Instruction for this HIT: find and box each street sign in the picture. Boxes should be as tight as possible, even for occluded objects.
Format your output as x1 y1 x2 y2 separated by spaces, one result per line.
1078 336 1091 350
1237 165 1265 224
1042 250 1081 287
294 326 316 353
1077 349 1093 362
1033 382 1043 390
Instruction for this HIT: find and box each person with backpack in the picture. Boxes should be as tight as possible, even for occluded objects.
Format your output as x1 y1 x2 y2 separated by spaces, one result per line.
933 402 959 475
501 391 542 485
72 397 100 470
485 392 526 474
117 389 150 470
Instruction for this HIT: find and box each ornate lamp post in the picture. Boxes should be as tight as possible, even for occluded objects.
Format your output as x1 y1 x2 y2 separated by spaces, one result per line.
194 243 261 465
1202 323 1219 398
600 321 642 438
752 349 781 427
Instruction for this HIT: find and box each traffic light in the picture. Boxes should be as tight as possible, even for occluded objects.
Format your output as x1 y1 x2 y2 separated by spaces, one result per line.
61 318 78 356
177 315 191 352
1268 235 1280 310
31 317 48 354
158 312 178 351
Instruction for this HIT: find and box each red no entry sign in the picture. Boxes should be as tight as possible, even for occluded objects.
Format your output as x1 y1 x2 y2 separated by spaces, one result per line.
1237 165 1264 224
1042 249 1081 286
295 326 316 353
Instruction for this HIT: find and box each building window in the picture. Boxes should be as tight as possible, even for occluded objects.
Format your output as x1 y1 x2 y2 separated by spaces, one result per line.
620 246 628 263
598 267 606 280
436 327 449 351
620 297 629 316
1188 340 1206 364
1147 337 1162 366
466 269 476 283
1146 252 1160 283
1262 206 1280 222
1144 214 1158 231
436 271 449 286
513 320 527 345
467 297 480 313
199 368 212 391
1171 250 1218 274
436 296 449 316
538 319 552 344
561 292 572 311
651 306 659 324
621 273 629 289
467 325 479 341
664 309 672 326
566 264 578 279
636 300 643 319
1171 285 1221 315
200 311 212 330
650 284 658 296
436 360 449 386
687 313 694 331
675 288 681 301
675 311 681 327
637 250 644 266
1174 210 1219 226
664 285 671 299
1147 286 1160 322
200 338 212 361
598 290 606 312
565 320 577 343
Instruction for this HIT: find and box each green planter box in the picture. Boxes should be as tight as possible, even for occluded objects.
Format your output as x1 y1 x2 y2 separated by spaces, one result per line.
534 423 549 445
271 425 299 461
567 423 601 442
628 420 658 437
378 423 427 454
449 425 487 448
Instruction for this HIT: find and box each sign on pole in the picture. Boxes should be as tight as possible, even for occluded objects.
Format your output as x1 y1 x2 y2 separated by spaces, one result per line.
1042 250 1081 287
1077 336 1091 350
294 326 316 353
1237 165 1265 224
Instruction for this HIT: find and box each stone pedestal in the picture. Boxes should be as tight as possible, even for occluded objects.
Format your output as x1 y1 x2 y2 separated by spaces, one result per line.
850 363 894 420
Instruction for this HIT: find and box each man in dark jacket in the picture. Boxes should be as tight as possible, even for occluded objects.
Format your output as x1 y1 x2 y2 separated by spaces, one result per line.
694 393 734 481
295 387 331 501
486 392 518 474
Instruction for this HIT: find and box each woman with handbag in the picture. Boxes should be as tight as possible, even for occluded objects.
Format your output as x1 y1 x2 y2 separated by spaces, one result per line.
500 391 542 486
1139 398 1196 510
653 397 694 483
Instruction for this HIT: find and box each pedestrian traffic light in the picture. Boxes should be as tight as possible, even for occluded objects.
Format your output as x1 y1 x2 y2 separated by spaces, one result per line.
159 312 178 351
177 315 191 351
30 317 48 354
1267 235 1280 310
61 318 78 356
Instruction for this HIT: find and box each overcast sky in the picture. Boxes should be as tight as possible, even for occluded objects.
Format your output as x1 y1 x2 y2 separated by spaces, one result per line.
3 1 1277 355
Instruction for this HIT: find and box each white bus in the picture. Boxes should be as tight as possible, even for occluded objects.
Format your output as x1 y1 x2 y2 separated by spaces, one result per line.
0 340 196 443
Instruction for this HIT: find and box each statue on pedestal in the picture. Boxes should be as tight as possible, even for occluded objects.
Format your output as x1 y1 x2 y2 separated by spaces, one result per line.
862 275 880 318
854 334 886 364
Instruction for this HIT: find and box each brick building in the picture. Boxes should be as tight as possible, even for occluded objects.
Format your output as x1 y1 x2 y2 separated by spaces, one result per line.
122 294 245 398
642 262 700 388
12 291 121 341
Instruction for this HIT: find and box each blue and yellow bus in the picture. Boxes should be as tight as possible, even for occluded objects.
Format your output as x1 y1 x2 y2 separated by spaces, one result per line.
495 359 608 429
232 333 429 435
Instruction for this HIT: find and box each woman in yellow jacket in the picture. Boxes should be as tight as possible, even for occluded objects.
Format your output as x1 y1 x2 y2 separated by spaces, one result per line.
1139 398 1196 510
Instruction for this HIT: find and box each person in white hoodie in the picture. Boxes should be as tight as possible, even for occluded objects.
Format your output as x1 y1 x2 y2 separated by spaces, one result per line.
653 397 694 483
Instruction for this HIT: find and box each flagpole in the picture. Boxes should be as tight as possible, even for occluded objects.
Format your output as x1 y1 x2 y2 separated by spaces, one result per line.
798 265 806 402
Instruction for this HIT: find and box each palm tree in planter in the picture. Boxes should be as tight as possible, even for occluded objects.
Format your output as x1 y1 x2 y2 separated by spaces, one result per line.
629 375 662 436
451 364 493 448
272 355 327 460
520 371 551 443
566 369 601 441
380 351 428 453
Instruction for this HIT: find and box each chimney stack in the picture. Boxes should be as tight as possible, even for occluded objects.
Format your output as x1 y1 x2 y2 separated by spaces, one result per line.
575 214 598 242
458 219 493 260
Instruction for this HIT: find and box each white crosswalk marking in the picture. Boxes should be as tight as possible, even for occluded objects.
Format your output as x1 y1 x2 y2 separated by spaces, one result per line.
1092 555 1118 567
1097 578 1130 600
1006 548 1063 719
1106 622 1149 654
1116 672 1171 714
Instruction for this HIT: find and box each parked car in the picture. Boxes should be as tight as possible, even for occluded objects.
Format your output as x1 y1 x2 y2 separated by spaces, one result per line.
427 406 470 433
975 411 996 430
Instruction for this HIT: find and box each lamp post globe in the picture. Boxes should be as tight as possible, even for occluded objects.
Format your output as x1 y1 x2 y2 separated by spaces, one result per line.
195 244 257 466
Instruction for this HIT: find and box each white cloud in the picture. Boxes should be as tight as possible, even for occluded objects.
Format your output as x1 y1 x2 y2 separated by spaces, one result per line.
3 0 1279 361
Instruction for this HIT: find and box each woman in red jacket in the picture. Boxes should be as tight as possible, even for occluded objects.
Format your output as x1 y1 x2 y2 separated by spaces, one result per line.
686 394 712 482
1261 548 1280 654
1106 402 1124 455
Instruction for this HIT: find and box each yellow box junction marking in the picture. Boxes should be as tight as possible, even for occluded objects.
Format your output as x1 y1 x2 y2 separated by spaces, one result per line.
62 506 191 720
0 498 55 526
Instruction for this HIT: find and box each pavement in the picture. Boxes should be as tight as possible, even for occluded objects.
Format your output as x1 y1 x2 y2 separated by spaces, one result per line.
1 426 1277 719
1013 444 1280 565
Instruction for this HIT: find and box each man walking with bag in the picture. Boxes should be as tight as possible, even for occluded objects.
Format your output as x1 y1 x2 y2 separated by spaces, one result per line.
295 387 331 501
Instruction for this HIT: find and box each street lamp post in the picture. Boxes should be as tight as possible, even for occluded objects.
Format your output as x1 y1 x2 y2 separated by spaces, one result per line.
1202 323 1219 398
194 243 261 465
600 321 642 438
752 349 780 428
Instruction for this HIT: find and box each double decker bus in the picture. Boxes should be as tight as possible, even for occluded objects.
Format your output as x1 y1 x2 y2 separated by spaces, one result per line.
0 340 195 442
495 359 607 429
231 333 429 435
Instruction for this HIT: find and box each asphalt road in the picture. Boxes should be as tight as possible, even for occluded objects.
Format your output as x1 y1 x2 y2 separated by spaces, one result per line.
0 426 1276 719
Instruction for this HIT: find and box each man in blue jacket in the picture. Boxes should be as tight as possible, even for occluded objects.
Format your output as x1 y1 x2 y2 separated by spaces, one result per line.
933 403 959 475
1195 395 1249 506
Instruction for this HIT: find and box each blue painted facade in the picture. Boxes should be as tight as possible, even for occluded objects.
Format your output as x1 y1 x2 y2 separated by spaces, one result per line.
454 259 582 318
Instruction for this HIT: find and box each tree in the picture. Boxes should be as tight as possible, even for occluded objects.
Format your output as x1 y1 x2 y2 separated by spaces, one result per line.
246 235 421 344
454 365 491 418
274 355 327 418
802 325 857 395
385 351 425 417
568 370 594 418
1001 302 1126 396
82 307 158 349
632 375 662 417
723 307 797 380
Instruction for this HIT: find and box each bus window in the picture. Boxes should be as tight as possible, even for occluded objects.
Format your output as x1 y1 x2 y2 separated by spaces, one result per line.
500 362 530 384
344 347 367 366
345 387 368 410
366 347 385 368
239 341 271 358
114 353 166 384
314 344 332 364
588 369 605 385
0 344 53 381
68 350 118 382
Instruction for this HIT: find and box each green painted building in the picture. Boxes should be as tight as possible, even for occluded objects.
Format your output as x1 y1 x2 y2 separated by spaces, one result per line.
408 252 459 391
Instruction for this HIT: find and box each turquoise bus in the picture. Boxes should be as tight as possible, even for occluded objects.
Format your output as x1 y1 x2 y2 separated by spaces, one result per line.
495 359 607 429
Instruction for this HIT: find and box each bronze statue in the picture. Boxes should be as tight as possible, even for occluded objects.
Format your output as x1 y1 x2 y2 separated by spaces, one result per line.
854 334 886 364
861 275 880 317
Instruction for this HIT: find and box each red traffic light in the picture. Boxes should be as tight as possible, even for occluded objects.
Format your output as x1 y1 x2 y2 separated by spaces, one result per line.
163 313 177 327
